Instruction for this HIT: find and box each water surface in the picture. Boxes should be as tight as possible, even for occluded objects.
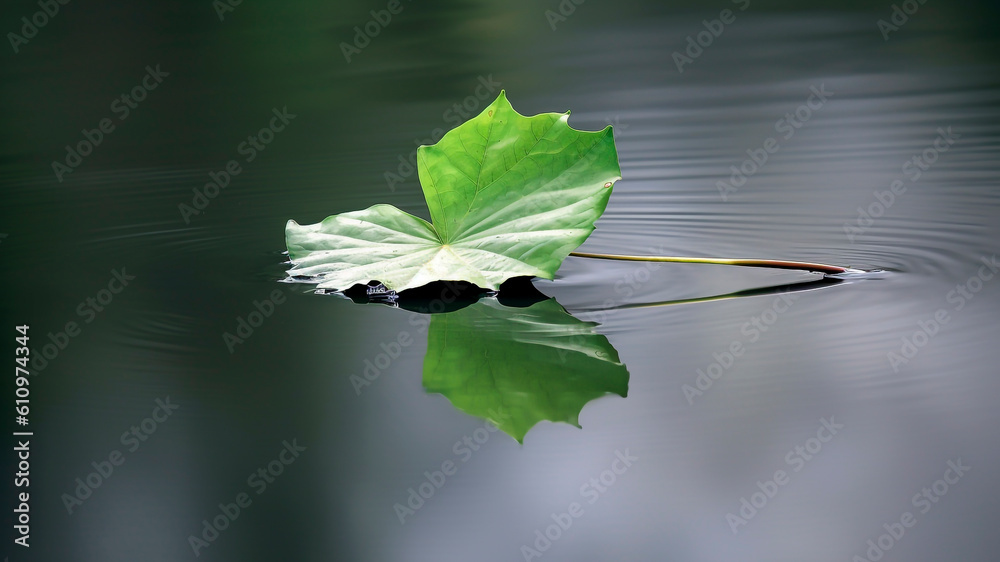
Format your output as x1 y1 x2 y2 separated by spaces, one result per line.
2 2 999 561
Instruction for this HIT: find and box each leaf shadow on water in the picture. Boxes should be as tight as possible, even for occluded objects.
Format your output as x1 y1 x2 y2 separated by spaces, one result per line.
325 275 845 442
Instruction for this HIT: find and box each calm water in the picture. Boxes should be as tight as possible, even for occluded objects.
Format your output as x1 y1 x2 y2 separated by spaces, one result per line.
2 1 999 561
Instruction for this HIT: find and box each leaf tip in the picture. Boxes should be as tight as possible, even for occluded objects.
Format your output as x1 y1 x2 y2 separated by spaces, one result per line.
488 90 508 112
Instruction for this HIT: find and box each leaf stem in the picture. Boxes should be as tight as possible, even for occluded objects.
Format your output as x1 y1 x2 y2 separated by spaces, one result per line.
568 252 861 275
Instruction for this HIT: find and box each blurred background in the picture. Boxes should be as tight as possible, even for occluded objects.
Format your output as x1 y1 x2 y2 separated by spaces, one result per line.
2 0 999 561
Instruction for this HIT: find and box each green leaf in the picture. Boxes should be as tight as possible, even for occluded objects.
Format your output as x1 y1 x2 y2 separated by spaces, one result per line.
422 298 629 443
285 91 621 292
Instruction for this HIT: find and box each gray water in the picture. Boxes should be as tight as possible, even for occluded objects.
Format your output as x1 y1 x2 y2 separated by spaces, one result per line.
2 1 999 561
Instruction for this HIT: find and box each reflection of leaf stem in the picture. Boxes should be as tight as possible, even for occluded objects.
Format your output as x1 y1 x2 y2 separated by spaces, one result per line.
569 252 862 275
572 278 844 313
